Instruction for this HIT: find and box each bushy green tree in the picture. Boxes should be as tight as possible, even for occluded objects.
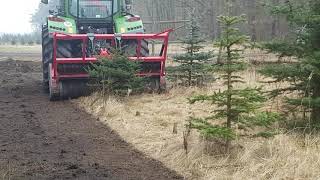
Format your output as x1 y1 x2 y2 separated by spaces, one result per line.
260 1 320 125
188 14 279 151
88 50 144 96
167 11 213 87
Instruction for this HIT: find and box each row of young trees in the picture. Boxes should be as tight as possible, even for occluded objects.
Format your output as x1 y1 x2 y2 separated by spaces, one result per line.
89 7 280 152
166 5 280 151
87 0 320 153
168 0 320 152
0 33 41 45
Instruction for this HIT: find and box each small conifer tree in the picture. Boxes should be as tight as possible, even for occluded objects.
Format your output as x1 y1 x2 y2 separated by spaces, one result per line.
259 1 320 125
167 11 213 87
187 14 279 151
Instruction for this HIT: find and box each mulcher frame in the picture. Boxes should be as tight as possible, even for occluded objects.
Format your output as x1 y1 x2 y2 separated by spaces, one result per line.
49 29 172 89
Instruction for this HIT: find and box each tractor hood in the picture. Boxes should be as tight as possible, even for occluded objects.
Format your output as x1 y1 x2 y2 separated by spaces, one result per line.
47 16 77 34
114 15 144 34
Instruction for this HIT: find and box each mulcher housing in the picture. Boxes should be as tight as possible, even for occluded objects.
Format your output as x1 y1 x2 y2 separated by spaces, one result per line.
41 0 171 100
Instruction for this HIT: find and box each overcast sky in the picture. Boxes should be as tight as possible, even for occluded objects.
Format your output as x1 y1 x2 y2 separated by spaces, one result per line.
0 0 40 34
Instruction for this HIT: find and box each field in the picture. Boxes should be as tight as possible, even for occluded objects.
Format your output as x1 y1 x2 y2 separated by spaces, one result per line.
0 45 41 61
0 44 319 179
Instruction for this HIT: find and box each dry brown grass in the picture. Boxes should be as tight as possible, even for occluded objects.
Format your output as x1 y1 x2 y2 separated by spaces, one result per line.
75 86 320 179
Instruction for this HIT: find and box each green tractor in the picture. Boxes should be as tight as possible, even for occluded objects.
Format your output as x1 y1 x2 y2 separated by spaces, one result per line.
40 0 169 100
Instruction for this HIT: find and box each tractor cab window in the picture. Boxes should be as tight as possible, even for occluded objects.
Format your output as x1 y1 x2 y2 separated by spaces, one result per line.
69 0 117 18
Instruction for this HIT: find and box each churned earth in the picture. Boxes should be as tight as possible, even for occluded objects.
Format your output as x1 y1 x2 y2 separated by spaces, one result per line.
0 48 182 180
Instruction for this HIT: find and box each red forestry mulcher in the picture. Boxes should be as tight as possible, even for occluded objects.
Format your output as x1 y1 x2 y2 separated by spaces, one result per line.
40 0 172 100
46 30 172 100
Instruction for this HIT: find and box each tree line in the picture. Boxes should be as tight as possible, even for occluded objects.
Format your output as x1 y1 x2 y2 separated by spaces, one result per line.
0 33 41 45
133 0 289 41
29 0 290 41
0 0 56 45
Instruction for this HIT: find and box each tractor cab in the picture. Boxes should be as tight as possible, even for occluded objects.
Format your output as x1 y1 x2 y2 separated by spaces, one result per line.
69 0 116 18
42 0 121 18
41 0 139 34
69 0 119 34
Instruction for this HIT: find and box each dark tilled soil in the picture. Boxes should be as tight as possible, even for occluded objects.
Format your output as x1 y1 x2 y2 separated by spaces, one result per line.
0 59 182 179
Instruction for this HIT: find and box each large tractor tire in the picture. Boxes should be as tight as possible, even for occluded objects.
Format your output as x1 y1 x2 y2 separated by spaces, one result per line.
42 25 73 92
42 25 85 100
42 25 52 92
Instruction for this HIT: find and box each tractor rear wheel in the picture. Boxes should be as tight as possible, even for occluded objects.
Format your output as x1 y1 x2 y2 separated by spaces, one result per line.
42 25 52 92
43 25 86 100
42 25 73 92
